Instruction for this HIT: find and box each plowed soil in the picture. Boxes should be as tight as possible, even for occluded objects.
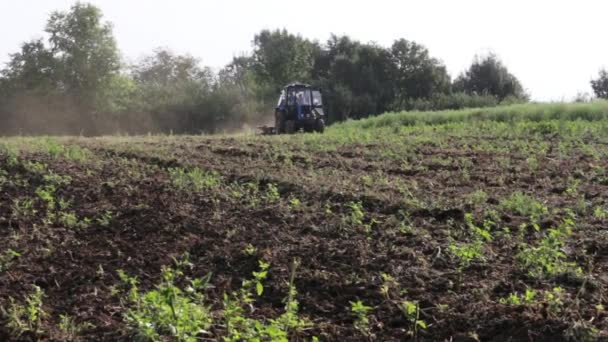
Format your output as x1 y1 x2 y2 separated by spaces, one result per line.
0 132 607 341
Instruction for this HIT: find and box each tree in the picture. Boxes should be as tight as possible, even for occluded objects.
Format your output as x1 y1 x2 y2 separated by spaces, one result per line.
0 39 57 95
315 35 396 121
591 69 608 99
390 39 450 108
45 2 121 111
252 29 316 89
130 48 216 132
132 48 213 110
454 54 526 100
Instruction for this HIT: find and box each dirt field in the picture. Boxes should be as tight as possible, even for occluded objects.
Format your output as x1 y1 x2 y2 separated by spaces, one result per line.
1 116 608 340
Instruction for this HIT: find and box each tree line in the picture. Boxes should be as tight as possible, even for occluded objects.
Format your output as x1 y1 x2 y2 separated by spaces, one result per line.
6 3 607 135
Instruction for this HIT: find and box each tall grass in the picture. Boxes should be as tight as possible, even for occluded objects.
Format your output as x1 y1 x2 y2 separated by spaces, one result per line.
331 100 608 131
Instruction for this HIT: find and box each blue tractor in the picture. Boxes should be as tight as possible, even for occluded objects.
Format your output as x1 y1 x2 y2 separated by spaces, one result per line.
273 83 326 134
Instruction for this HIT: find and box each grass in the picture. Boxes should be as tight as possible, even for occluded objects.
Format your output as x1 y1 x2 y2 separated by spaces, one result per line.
334 100 608 131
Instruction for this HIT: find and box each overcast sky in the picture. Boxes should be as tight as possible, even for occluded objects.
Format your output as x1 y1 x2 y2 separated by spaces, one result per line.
1 0 607 101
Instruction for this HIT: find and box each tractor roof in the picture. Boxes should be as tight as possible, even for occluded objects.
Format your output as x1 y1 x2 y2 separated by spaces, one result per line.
284 82 311 89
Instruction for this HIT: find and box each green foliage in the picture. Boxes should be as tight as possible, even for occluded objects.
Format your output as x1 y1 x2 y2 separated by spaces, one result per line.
168 167 221 192
499 288 537 305
222 260 308 342
391 38 450 106
453 53 527 100
350 300 373 335
1 285 46 338
96 210 113 227
45 2 120 108
119 256 213 342
500 192 547 222
466 189 488 206
593 206 608 220
591 69 608 99
400 301 427 337
58 314 94 341
332 101 608 133
516 217 582 279
11 198 36 220
544 287 565 316
264 183 281 204
252 29 315 87
0 249 20 273
448 213 493 269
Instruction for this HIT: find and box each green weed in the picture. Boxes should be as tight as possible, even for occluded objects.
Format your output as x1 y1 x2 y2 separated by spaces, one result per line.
516 217 582 279
350 300 372 335
0 249 20 273
119 256 213 341
400 300 427 338
169 167 221 192
500 192 547 222
1 285 46 338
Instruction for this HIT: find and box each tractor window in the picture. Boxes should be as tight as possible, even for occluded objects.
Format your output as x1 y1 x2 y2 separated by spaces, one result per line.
312 90 323 106
287 89 297 105
295 90 311 105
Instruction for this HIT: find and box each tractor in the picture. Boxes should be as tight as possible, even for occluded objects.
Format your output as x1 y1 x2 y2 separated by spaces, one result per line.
272 83 326 134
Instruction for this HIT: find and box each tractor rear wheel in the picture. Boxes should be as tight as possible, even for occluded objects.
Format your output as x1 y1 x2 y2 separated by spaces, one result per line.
315 119 325 133
275 112 285 134
285 120 296 134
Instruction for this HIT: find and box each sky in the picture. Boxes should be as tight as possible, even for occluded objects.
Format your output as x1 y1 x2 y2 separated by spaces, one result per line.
1 0 607 101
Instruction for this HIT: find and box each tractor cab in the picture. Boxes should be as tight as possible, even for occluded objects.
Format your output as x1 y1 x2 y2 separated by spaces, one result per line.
275 83 325 134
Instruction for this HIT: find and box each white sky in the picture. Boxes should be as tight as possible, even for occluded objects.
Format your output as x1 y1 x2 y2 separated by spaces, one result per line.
1 0 607 101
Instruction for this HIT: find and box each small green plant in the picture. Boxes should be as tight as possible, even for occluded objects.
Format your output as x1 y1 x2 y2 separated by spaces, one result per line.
544 287 565 316
288 196 301 209
500 192 547 222
243 243 257 256
343 201 368 232
448 213 492 269
119 257 213 341
379 273 399 300
58 212 92 229
168 167 221 192
565 178 581 196
96 210 113 227
63 145 92 162
466 189 488 206
1 285 46 338
400 300 427 338
350 300 373 335
0 143 19 166
58 314 94 341
264 183 281 204
0 249 20 272
516 217 581 279
222 260 307 341
11 198 36 220
499 288 537 305
593 206 608 220
526 156 539 171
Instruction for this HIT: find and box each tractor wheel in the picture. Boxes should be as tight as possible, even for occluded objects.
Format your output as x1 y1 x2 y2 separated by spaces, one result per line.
315 119 325 133
285 120 296 134
275 112 285 134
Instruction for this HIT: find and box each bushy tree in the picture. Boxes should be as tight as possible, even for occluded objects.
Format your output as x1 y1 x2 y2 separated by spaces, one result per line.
45 2 121 111
454 54 526 100
252 29 316 89
591 69 608 99
391 39 450 108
